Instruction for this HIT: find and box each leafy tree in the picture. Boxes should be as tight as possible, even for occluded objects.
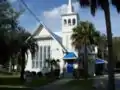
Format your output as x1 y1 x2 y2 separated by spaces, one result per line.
113 37 120 62
71 21 101 78
78 0 120 89
0 1 38 81
0 1 20 64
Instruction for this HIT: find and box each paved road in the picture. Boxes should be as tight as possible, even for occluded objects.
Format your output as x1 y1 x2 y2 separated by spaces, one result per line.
34 74 120 90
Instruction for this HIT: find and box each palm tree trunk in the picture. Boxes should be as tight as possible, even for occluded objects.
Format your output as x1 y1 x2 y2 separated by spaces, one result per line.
104 2 115 90
84 43 88 79
9 58 12 72
20 49 25 81
101 49 104 59
77 48 81 78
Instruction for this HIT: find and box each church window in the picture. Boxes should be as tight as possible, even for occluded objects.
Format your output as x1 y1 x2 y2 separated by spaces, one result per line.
32 48 39 68
35 49 39 68
44 46 46 59
32 45 51 68
36 61 38 68
68 19 71 26
32 60 35 68
48 46 50 58
44 46 46 67
73 18 76 25
40 46 42 67
64 19 67 25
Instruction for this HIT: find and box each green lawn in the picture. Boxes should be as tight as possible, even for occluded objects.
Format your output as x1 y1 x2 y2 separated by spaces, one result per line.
63 79 94 90
0 76 22 85
29 76 56 87
0 74 32 90
0 73 56 90
0 87 32 90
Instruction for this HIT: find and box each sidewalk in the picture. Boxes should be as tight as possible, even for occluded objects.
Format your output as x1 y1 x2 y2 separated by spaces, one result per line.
93 76 120 90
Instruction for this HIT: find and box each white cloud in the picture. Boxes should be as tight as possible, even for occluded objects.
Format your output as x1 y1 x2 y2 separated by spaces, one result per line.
8 0 17 3
40 2 80 32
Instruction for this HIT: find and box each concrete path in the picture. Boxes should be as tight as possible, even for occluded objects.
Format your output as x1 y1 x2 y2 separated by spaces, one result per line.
34 74 120 90
34 79 73 90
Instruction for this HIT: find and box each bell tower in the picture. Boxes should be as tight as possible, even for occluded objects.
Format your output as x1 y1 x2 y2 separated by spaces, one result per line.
61 0 79 52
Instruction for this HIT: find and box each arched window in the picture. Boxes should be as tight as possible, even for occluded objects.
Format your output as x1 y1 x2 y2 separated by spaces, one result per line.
68 19 71 26
44 46 46 67
40 46 42 67
73 18 76 25
64 19 67 25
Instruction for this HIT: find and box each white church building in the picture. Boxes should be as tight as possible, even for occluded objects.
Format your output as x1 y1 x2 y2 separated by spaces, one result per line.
25 0 98 75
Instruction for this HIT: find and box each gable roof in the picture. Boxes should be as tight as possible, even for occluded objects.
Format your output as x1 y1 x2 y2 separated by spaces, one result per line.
31 23 68 53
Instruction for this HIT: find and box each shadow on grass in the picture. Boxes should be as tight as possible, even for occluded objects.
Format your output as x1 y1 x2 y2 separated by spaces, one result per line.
0 77 23 86
0 87 33 90
0 75 57 89
29 76 57 87
0 75 33 89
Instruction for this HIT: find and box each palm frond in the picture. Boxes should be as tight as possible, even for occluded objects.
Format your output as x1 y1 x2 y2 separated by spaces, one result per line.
71 21 101 51
112 0 120 13
90 0 97 16
79 0 120 15
79 0 89 7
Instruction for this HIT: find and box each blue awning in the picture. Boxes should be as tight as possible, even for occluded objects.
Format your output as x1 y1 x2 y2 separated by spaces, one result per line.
63 52 77 60
96 59 107 64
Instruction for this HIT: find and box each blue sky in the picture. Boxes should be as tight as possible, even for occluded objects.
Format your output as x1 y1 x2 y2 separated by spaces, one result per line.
10 0 120 36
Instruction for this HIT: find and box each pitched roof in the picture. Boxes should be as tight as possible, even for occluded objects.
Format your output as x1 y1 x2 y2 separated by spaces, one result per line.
31 23 67 53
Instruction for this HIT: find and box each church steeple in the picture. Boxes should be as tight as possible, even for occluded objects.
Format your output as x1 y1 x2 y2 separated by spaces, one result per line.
67 0 74 13
61 0 79 52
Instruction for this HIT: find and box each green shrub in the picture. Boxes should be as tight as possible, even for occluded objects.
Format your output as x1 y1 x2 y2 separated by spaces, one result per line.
54 69 60 78
37 72 43 77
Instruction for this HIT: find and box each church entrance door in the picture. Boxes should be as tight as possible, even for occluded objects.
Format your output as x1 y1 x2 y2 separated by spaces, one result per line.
67 62 73 73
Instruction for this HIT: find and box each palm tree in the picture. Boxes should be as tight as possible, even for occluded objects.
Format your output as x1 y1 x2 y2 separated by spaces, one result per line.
78 0 120 90
112 37 120 65
17 30 38 81
71 21 101 78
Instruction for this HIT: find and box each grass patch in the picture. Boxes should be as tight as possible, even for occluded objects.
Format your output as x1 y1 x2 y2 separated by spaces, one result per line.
0 73 57 90
64 79 93 90
0 87 33 90
0 74 33 90
29 76 56 87
0 71 13 75
0 76 23 86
